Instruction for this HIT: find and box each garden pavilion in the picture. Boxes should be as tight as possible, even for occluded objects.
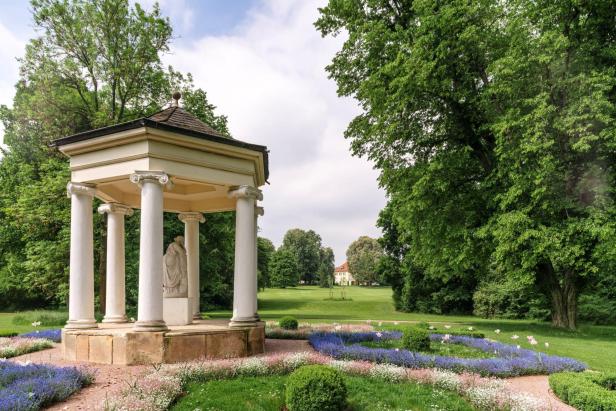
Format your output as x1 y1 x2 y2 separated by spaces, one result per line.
51 94 268 364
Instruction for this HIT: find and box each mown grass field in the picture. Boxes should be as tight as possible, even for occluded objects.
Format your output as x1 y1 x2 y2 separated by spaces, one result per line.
2 286 615 372
208 286 616 372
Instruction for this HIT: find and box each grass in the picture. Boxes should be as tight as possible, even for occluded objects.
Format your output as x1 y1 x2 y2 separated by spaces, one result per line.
359 339 492 359
207 286 616 372
172 375 474 411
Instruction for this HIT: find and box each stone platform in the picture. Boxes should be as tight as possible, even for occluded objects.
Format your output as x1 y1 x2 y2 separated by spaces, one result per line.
62 319 265 365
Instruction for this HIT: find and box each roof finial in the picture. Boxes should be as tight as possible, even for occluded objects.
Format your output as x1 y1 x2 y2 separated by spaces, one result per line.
172 91 182 107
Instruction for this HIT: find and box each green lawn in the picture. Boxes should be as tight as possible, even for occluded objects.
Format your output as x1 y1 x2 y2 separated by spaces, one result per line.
207 286 616 372
172 375 474 411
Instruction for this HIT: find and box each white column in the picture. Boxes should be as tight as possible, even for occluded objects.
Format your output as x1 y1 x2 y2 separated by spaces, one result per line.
130 171 170 332
254 206 264 320
98 203 133 323
65 182 97 330
179 212 205 320
228 185 262 327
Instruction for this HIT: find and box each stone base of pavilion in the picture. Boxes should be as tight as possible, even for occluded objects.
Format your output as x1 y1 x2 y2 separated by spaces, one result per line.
62 319 265 365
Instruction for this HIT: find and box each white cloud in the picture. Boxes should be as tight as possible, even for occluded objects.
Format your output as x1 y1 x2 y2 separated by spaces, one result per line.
165 0 387 263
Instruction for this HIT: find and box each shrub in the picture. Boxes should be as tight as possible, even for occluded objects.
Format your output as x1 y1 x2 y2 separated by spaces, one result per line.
285 365 347 411
401 327 430 352
415 321 430 329
279 316 299 330
550 372 616 411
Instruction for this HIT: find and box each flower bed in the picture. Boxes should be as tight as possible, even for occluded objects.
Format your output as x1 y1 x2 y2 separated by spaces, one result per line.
0 338 54 359
309 331 587 377
0 360 94 410
19 329 62 343
104 352 548 411
549 371 616 410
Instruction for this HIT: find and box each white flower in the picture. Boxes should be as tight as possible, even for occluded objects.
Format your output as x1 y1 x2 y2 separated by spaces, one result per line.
516 345 521 349
31 321 41 327
429 325 435 330
366 320 372 324
442 334 451 343
0 358 6 362
130 317 135 322
335 325 342 331
378 322 383 326
511 334 519 340
468 326 474 331
393 321 399 325
526 335 534 341
395 348 400 352
494 329 501 334
544 342 549 348
444 325 451 329
529 339 538 346
376 332 383 338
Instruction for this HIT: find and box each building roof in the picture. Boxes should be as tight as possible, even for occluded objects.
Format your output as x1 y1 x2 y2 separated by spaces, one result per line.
335 261 349 273
51 104 269 180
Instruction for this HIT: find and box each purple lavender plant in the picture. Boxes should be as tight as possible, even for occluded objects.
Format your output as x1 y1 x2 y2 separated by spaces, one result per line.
0 361 93 410
18 329 62 343
308 331 587 377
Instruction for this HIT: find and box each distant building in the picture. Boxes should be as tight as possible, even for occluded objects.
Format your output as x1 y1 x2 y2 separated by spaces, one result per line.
334 261 355 286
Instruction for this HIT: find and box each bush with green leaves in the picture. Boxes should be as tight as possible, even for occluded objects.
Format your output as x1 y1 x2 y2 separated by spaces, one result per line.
285 365 347 411
401 327 430 352
279 316 299 330
550 371 616 410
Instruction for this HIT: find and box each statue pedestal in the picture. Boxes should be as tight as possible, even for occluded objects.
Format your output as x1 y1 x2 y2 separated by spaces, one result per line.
163 297 193 326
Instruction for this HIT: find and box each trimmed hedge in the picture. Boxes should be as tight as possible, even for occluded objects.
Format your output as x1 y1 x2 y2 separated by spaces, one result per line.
401 327 430 352
279 316 299 330
285 365 347 411
550 371 616 410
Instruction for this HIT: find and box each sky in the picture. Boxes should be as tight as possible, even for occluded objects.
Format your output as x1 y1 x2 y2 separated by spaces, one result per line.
0 0 387 264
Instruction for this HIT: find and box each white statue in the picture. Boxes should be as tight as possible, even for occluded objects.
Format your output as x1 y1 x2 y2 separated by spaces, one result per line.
163 236 188 298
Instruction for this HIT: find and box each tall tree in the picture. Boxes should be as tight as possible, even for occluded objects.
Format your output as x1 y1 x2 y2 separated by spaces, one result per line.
0 0 233 311
257 237 276 289
269 248 300 289
317 0 615 329
346 236 383 286
317 247 335 287
281 228 322 284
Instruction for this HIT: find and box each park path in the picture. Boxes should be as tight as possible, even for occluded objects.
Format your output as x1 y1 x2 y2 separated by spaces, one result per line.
12 340 576 410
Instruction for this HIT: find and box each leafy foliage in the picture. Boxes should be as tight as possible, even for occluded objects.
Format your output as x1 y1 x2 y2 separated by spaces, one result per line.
317 0 616 329
257 237 276 290
401 327 430 352
279 316 299 330
0 0 244 313
269 248 300 288
550 372 616 411
346 236 383 285
285 365 348 411
282 229 323 285
318 247 335 287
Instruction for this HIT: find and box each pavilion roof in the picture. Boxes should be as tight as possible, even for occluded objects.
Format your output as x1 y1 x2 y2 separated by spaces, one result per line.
51 105 269 180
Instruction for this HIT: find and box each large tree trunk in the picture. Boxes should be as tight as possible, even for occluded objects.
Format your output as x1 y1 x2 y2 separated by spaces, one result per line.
538 263 578 330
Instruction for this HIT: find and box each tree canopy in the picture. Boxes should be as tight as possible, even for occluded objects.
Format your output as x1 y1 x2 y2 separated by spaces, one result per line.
0 0 236 311
346 236 383 286
317 0 616 329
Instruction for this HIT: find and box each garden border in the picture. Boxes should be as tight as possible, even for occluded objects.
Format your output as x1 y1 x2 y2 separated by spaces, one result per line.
309 331 587 377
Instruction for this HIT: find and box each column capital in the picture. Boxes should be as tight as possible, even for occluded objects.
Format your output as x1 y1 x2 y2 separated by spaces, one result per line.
255 206 264 216
98 203 134 217
129 171 172 188
179 212 205 223
228 185 263 201
66 182 96 198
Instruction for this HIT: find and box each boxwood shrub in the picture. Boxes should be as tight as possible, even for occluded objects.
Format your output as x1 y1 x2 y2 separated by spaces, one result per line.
279 316 299 330
401 327 430 352
549 371 616 410
285 365 347 411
